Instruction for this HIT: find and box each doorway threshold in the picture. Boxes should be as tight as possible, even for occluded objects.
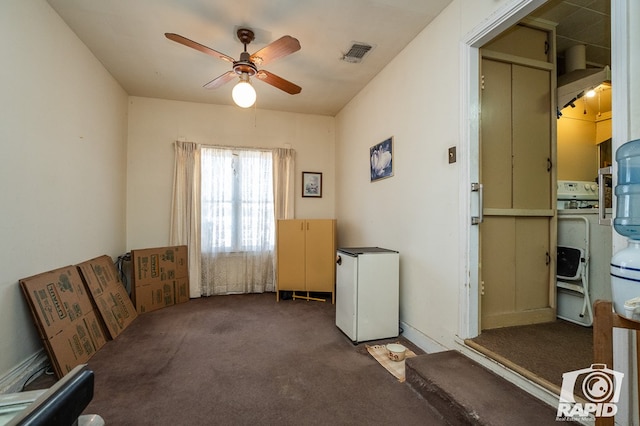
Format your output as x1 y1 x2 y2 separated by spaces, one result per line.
463 338 561 396
454 337 562 411
457 319 593 408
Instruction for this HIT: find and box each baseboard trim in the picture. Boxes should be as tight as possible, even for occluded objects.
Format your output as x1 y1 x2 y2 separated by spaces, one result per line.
399 321 448 354
0 350 49 394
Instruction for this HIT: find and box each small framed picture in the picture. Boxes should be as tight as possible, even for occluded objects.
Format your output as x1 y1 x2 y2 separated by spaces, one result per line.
370 137 393 181
302 172 322 198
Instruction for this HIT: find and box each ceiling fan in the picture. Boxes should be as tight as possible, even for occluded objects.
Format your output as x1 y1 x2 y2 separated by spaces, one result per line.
165 28 301 107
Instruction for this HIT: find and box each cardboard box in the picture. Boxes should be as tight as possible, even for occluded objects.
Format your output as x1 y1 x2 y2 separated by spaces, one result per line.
83 310 108 349
131 245 188 286
20 266 107 378
46 311 107 377
174 277 189 305
20 266 94 340
76 255 138 339
131 245 190 313
133 281 174 313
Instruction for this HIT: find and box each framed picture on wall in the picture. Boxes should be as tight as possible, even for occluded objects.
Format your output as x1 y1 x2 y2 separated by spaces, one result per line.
370 136 393 181
302 172 322 198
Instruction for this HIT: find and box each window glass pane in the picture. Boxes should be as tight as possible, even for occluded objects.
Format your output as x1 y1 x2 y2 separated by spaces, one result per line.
201 147 274 253
238 150 274 250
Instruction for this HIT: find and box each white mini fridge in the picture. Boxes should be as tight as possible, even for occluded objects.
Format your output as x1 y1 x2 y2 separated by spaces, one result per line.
335 247 399 343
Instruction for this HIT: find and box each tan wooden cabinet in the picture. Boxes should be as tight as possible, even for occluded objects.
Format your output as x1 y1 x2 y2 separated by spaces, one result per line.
276 219 336 303
482 24 550 62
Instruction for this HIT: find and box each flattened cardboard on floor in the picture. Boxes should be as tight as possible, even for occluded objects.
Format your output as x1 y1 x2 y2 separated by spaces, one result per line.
132 245 188 286
76 255 138 339
20 266 107 378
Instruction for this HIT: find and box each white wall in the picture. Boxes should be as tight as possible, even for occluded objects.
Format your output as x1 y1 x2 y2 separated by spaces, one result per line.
335 0 509 350
0 1 128 382
126 97 336 250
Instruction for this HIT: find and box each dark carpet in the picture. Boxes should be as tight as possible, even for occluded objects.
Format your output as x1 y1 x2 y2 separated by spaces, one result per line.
468 320 593 389
79 293 446 425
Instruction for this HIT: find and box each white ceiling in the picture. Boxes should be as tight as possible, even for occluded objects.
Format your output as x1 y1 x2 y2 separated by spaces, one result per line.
46 0 610 117
528 0 610 70
46 0 453 116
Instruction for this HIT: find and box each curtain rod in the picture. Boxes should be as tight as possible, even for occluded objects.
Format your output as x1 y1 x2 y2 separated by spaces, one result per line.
175 140 293 153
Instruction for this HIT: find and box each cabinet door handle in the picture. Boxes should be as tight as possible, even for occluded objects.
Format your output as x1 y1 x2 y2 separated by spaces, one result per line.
545 251 550 266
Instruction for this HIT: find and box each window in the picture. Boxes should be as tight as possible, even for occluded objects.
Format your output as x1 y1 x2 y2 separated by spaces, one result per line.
200 147 274 253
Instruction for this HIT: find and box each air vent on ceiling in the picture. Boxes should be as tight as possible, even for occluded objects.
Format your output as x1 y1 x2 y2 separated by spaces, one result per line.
341 42 374 63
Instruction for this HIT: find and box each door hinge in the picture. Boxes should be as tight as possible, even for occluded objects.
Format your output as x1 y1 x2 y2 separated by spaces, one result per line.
481 75 485 90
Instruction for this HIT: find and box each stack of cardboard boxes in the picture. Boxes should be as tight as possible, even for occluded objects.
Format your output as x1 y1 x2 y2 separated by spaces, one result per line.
20 245 189 378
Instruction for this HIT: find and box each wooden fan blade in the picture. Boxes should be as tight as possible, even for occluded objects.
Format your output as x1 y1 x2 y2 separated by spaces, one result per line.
250 36 300 66
256 70 301 95
165 33 235 63
203 71 236 89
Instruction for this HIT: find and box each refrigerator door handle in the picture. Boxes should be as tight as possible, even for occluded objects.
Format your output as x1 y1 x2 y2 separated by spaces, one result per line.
336 255 342 265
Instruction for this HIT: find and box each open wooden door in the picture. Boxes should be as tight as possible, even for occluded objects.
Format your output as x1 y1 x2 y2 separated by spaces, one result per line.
479 23 557 330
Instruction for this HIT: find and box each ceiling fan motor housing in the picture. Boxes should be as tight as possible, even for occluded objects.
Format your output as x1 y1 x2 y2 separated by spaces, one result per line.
233 52 257 76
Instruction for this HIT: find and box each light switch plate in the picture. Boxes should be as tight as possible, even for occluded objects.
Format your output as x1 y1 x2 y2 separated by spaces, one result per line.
448 146 457 164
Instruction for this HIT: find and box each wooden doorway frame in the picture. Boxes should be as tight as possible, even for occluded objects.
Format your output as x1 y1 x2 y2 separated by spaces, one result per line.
459 0 633 421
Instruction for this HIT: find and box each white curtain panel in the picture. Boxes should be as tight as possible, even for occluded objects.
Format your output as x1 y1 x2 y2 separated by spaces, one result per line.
169 141 202 298
272 148 296 220
271 148 296 291
200 147 276 295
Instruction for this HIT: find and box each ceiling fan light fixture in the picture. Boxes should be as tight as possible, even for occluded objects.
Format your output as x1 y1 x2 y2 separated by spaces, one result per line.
232 74 256 108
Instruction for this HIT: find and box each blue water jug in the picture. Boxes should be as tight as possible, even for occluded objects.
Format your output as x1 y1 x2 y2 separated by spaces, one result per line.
614 139 640 239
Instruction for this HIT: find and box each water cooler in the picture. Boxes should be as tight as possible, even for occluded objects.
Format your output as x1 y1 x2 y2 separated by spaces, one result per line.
611 139 640 319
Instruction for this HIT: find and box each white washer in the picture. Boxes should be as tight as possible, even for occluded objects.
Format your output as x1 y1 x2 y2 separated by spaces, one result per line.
557 180 612 326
